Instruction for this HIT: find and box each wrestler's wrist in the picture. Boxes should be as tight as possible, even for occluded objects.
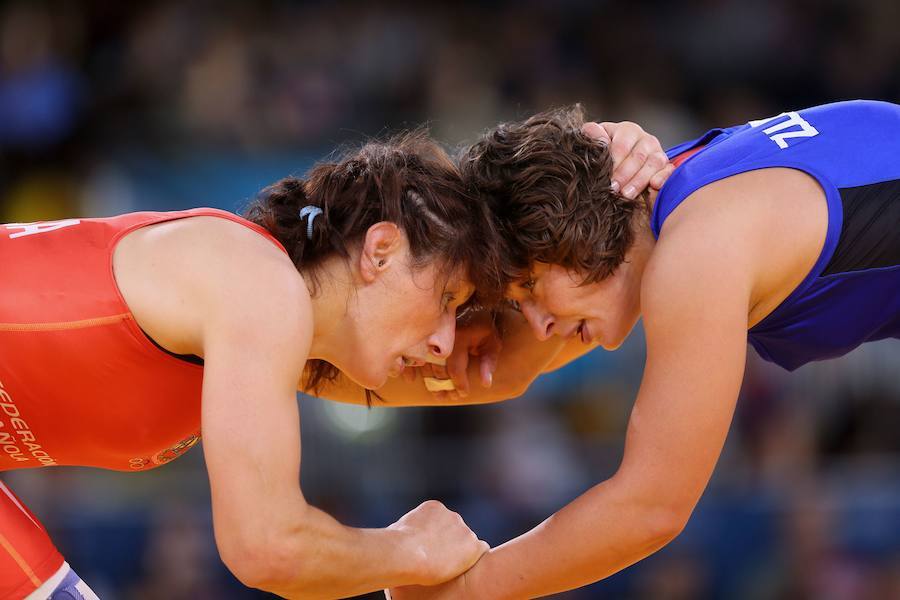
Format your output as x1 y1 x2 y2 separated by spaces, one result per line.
458 548 495 598
380 526 429 586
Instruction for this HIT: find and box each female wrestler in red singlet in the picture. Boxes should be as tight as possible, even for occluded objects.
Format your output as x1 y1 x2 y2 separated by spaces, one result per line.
0 132 501 599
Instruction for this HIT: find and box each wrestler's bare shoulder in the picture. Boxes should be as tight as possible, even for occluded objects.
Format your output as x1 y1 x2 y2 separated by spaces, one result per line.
113 215 307 356
655 168 828 327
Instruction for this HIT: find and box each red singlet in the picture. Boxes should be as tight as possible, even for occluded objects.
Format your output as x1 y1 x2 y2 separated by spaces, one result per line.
670 144 706 168
0 208 286 472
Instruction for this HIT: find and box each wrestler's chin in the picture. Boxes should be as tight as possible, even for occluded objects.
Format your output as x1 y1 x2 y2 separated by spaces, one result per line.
599 318 640 351
342 362 391 392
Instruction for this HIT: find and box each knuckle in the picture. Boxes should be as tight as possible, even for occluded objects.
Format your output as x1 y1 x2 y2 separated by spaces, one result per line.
648 152 667 169
611 138 631 154
636 137 658 154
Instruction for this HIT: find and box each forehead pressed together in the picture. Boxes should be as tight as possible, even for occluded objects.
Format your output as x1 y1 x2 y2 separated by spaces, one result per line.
247 105 644 312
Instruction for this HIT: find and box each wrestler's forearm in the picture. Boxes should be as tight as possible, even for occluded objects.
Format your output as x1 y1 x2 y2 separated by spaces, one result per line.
541 336 603 373
463 477 684 598
256 504 417 599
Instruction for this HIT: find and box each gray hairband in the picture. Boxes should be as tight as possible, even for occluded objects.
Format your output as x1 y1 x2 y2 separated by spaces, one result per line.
298 206 323 240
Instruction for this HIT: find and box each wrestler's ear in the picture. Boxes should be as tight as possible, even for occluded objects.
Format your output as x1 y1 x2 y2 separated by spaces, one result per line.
359 222 403 283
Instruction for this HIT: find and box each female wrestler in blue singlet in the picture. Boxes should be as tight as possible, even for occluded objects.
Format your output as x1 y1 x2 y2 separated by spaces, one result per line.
383 100 900 599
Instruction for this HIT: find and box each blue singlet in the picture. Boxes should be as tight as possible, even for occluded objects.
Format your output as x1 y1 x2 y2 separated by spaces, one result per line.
653 100 900 370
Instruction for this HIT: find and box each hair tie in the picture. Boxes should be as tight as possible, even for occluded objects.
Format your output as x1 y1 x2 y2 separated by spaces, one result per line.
298 206 323 240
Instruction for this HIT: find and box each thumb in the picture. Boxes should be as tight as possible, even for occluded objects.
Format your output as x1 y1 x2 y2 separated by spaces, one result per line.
582 121 611 144
479 353 497 388
447 348 471 395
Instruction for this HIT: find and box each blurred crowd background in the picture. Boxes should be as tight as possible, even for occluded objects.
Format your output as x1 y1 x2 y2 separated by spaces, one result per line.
2 0 899 598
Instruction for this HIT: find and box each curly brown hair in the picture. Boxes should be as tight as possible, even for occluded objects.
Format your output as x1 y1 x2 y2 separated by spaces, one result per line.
244 130 504 395
459 105 646 286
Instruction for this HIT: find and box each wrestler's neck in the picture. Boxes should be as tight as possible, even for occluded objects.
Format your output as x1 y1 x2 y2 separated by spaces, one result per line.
645 187 659 215
303 255 368 365
632 187 659 246
629 213 657 279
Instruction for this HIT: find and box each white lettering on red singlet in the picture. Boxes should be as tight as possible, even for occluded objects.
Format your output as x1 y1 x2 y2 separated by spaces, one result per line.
0 380 57 465
4 219 81 239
